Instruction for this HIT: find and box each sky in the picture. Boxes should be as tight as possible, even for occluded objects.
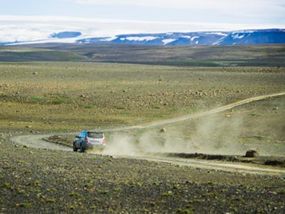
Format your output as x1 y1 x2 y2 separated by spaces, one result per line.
0 0 285 42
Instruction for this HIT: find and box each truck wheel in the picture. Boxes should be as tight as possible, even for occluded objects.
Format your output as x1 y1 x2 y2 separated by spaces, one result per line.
80 143 85 153
73 143 78 152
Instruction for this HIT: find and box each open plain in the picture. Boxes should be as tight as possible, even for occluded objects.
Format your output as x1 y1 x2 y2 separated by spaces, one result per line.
1 46 285 213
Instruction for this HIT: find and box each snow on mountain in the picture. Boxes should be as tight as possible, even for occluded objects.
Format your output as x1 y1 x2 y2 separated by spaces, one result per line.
2 29 285 46
181 35 191 39
205 32 228 36
99 36 118 42
162 39 176 45
217 29 285 45
124 36 158 41
232 34 245 39
190 36 199 41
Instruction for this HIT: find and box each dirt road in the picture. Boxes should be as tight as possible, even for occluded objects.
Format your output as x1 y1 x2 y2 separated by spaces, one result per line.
10 91 285 176
128 155 285 176
11 134 70 151
102 91 285 131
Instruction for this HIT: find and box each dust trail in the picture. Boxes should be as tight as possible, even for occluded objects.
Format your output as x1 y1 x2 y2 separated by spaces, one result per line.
9 92 285 176
102 91 285 132
11 92 285 155
102 91 285 156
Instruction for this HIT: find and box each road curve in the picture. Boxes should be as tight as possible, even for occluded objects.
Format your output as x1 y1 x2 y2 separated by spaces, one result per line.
12 134 70 151
10 91 285 176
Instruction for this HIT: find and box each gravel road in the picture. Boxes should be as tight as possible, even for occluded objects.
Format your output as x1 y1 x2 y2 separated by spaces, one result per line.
10 91 285 176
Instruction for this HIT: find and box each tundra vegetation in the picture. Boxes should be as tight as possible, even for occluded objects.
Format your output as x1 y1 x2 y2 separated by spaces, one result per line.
0 62 284 132
0 52 285 212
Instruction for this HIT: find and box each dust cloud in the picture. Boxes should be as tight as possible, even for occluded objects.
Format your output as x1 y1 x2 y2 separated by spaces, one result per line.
102 113 252 156
100 92 285 157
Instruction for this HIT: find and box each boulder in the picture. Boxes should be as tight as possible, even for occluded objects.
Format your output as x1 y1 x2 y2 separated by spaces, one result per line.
245 150 259 158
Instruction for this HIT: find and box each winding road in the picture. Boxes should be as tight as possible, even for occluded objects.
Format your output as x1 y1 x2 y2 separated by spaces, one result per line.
11 91 285 176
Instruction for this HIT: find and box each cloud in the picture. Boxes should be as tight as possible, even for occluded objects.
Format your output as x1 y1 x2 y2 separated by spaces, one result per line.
0 15 284 43
74 0 285 21
75 0 283 11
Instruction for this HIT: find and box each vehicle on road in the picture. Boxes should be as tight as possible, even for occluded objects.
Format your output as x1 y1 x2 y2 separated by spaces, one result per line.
73 130 106 152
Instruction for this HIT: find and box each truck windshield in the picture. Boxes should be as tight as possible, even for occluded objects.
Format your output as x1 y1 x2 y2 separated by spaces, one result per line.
88 132 103 138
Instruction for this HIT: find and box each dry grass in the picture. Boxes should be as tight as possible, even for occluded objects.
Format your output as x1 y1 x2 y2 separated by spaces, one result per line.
0 62 284 131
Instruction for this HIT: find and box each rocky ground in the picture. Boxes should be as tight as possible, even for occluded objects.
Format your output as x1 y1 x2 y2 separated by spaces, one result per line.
1 62 285 213
1 63 284 132
1 135 285 213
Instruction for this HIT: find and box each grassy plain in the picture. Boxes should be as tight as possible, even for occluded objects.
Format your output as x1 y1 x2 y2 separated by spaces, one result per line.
0 53 285 213
1 44 285 67
0 62 284 132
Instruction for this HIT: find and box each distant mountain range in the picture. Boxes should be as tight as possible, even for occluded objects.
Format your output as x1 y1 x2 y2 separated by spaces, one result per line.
2 29 285 46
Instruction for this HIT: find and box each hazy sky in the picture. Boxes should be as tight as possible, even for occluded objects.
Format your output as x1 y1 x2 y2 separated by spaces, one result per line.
0 0 285 42
1 0 285 24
